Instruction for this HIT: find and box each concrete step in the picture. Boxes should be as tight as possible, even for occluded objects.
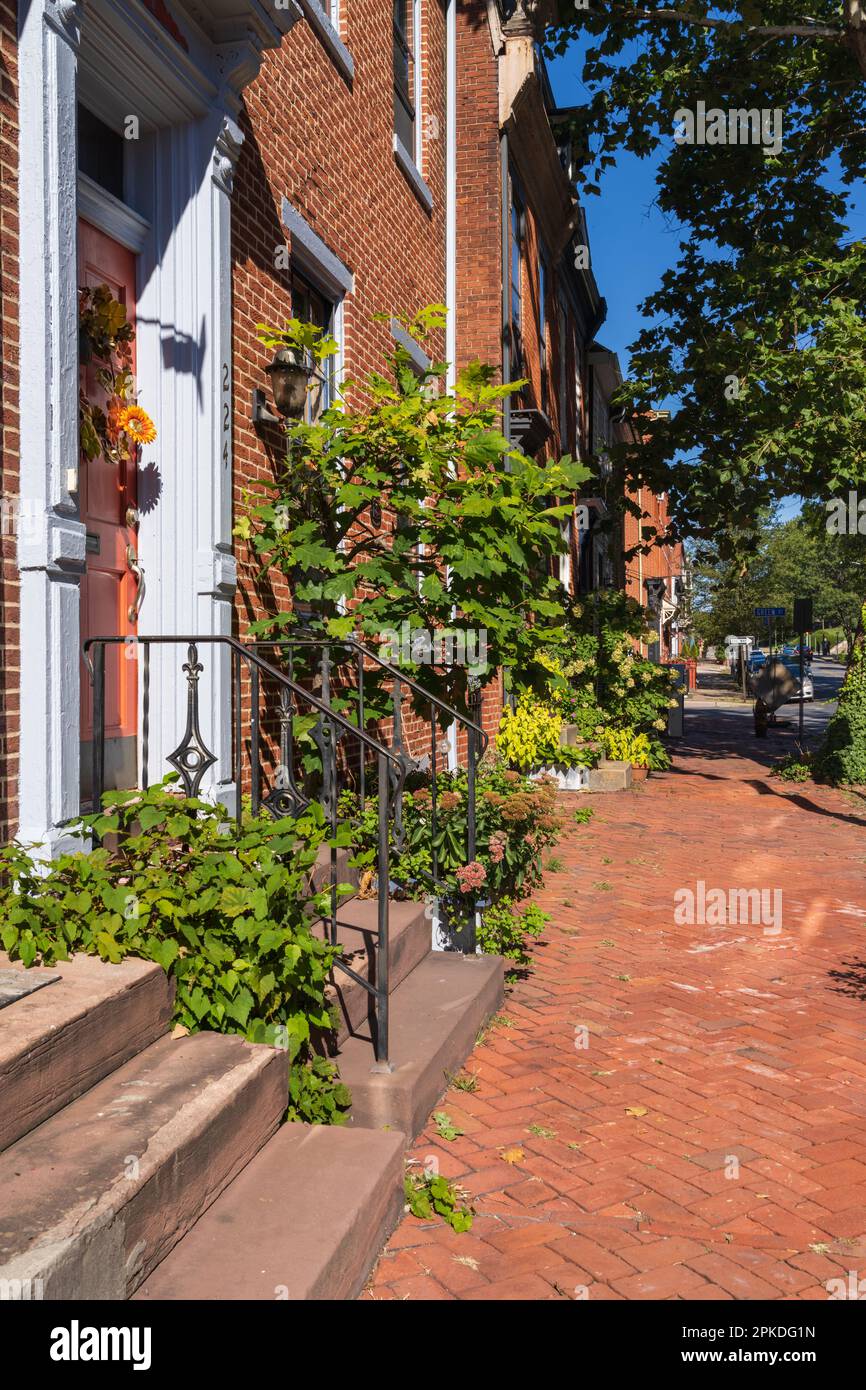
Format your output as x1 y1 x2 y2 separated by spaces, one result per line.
0 1032 288 1300
309 844 360 895
0 953 174 1153
319 896 431 1048
337 951 504 1139
133 1122 405 1301
587 759 633 792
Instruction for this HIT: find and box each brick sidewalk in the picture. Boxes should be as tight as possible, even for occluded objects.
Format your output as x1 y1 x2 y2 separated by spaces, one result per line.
366 710 866 1300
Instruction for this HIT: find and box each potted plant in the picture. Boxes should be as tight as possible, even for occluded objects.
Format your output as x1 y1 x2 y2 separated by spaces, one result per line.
497 694 598 790
600 727 670 780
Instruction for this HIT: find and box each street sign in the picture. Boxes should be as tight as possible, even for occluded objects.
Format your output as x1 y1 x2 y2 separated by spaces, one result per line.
754 607 785 618
793 597 813 632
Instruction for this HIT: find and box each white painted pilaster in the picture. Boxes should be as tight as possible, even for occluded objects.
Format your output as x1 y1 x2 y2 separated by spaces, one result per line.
17 0 86 851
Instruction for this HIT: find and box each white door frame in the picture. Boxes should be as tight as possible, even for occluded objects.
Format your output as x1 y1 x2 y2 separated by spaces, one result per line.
17 0 302 849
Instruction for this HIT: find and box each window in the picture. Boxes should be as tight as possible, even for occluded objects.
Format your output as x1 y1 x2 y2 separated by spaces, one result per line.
393 0 416 156
557 296 568 439
509 183 524 377
77 105 124 200
573 331 584 456
559 517 572 592
292 271 335 423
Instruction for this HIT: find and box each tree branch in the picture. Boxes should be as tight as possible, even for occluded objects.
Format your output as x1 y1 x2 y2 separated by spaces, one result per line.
621 7 845 42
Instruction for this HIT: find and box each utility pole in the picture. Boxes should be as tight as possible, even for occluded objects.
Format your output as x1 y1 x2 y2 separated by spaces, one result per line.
794 598 813 749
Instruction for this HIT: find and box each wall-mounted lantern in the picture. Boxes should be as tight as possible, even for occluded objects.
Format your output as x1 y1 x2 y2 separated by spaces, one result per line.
252 346 313 426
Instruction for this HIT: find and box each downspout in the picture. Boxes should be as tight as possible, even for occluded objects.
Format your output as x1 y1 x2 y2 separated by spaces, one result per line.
638 485 645 656
446 0 457 394
500 129 510 440
446 0 459 775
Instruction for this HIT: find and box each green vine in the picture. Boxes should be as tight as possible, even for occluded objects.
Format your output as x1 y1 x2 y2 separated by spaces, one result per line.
404 1166 474 1233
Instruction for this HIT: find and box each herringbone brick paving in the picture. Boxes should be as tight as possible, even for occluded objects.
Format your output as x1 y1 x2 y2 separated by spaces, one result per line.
366 706 866 1300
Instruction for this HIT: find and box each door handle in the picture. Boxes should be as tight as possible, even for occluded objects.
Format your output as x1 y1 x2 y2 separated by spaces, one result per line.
126 543 146 624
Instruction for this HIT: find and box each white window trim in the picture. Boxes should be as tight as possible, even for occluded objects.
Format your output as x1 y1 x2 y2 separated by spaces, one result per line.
390 316 430 375
413 0 422 168
394 133 433 211
281 198 352 398
296 0 354 82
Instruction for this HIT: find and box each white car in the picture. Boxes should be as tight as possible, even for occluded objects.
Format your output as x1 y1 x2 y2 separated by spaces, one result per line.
784 664 814 701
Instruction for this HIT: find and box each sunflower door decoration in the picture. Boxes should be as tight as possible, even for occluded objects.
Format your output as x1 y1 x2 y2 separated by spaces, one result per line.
78 283 157 464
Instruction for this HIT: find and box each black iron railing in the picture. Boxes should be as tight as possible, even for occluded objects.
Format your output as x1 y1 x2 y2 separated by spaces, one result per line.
82 634 403 1068
248 637 489 951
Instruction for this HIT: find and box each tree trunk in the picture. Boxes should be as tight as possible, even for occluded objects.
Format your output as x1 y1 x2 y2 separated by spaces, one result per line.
846 0 866 76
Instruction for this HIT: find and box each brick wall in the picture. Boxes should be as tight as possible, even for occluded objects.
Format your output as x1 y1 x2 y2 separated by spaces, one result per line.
624 484 684 594
230 2 449 771
453 0 505 741
0 0 18 841
455 0 501 373
624 482 684 657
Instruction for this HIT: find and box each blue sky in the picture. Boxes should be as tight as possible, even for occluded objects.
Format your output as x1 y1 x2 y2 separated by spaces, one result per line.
547 46 671 375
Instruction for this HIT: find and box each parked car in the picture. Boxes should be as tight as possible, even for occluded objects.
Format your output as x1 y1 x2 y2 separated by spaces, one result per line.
783 643 813 665
782 662 814 701
748 649 767 672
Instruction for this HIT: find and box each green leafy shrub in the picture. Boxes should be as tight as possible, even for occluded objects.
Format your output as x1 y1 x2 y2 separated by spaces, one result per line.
477 898 549 978
497 694 597 772
236 309 592 708
0 778 353 1123
343 761 562 921
771 754 814 784
404 1167 474 1233
547 592 679 740
600 727 671 770
817 617 866 784
288 1054 351 1126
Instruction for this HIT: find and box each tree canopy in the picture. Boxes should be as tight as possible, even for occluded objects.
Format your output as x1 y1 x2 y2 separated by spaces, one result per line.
544 3 866 554
691 505 866 648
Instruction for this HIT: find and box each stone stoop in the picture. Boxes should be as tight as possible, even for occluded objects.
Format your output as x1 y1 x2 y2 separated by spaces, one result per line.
336 951 504 1138
313 870 505 1141
586 759 633 792
0 1032 288 1300
133 1123 406 1301
0 890 503 1300
319 896 432 1048
0 952 174 1152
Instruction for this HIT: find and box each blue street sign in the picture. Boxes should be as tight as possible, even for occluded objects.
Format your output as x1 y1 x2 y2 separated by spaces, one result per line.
754 607 785 618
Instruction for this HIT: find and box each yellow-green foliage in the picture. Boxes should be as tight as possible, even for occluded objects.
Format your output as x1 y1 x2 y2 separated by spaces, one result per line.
497 696 564 772
601 728 656 768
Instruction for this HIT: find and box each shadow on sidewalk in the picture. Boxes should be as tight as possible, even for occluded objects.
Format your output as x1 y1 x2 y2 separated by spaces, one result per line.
828 959 866 1000
660 709 866 829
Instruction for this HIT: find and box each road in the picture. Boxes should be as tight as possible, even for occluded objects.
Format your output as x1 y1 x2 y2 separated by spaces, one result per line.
688 657 844 747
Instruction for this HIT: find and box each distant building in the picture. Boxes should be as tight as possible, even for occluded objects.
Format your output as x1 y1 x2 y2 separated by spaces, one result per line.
578 354 687 661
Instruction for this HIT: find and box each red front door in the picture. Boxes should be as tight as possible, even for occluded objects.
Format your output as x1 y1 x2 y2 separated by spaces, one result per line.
78 219 140 799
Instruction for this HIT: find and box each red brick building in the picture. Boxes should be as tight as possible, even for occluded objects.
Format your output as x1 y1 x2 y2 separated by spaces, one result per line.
0 0 666 845
0 0 457 847
454 0 606 734
582 344 686 659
